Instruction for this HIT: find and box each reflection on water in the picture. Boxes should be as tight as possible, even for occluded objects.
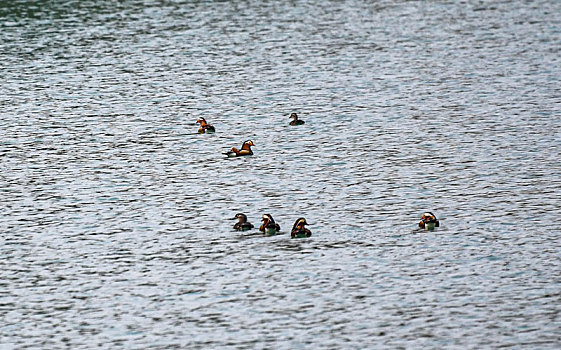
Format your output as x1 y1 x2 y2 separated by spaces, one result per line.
1 0 560 348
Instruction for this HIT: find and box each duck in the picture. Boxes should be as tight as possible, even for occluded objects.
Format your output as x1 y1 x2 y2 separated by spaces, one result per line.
259 214 281 235
231 213 254 231
196 117 216 133
291 217 312 238
289 112 305 126
224 140 255 157
418 211 440 230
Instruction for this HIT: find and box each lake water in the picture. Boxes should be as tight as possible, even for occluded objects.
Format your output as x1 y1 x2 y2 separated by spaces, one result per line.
1 0 560 348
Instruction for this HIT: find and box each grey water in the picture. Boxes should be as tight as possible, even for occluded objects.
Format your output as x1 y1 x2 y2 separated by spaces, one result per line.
1 0 560 348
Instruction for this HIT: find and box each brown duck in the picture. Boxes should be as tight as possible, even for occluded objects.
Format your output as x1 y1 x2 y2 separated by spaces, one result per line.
259 214 281 235
224 140 255 157
291 217 312 238
289 113 305 126
231 213 254 231
196 117 216 133
418 212 440 230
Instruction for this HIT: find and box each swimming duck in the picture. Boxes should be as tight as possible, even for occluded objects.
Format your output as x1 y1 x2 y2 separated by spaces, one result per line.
289 113 305 126
418 212 440 230
259 214 281 235
196 117 216 133
231 213 254 231
291 217 312 238
224 140 255 157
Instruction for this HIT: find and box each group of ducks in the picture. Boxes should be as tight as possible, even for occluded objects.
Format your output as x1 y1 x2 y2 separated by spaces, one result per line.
197 113 312 238
232 213 312 238
197 113 440 235
229 211 438 238
196 113 305 157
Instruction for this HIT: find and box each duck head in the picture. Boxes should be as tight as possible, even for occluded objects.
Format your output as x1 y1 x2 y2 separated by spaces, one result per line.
241 140 255 151
196 117 207 125
232 213 249 223
292 217 308 231
262 214 275 225
290 113 298 120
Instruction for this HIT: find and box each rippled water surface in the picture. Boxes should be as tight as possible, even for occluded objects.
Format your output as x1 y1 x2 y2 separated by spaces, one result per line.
1 0 560 348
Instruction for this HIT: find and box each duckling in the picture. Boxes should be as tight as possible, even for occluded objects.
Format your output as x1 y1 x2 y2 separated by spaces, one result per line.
231 213 254 231
259 214 281 235
418 211 440 230
224 140 254 157
291 217 312 238
196 117 216 133
289 112 305 126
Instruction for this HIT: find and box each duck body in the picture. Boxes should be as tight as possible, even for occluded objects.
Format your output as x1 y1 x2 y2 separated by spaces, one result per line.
289 112 305 126
232 213 254 231
224 140 254 157
196 117 215 134
291 217 312 238
419 212 440 230
259 214 281 236
201 125 216 133
234 222 254 231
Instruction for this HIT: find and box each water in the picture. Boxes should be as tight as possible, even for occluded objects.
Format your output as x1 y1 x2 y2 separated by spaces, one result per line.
1 0 560 348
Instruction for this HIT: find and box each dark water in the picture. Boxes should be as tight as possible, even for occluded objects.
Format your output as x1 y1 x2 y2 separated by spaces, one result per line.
1 0 560 348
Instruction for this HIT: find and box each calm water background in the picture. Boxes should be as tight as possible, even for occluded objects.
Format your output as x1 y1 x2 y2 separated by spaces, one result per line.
1 0 560 348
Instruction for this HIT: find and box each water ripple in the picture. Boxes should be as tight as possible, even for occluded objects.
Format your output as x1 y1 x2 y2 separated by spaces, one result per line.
1 0 560 348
